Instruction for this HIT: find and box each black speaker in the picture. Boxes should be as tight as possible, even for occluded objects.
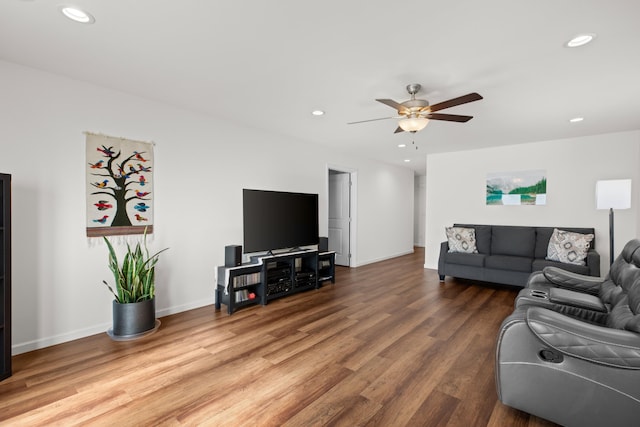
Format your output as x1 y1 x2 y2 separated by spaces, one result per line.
225 245 242 267
318 237 328 252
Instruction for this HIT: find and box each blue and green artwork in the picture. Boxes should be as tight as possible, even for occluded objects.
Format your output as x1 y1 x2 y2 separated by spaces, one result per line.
486 169 547 206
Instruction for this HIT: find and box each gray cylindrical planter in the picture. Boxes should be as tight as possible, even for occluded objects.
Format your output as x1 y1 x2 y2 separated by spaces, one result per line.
108 297 159 340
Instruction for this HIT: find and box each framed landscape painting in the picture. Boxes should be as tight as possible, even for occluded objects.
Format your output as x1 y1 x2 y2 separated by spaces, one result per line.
486 169 547 206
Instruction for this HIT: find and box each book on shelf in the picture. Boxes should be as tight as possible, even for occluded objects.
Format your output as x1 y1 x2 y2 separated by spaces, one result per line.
235 289 248 302
232 272 261 288
234 289 257 303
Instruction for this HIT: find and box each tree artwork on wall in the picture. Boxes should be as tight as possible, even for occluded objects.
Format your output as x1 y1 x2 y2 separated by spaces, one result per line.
85 132 154 237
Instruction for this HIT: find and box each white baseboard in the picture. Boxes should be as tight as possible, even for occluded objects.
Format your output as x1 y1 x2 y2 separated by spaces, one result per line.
12 323 111 355
155 298 213 318
12 297 215 355
355 249 415 267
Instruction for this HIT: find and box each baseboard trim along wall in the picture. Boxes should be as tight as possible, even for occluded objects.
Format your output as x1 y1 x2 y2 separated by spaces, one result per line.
12 297 214 355
356 249 415 267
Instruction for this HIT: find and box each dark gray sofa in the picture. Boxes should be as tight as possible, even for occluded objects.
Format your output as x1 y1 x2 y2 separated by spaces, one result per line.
438 224 600 287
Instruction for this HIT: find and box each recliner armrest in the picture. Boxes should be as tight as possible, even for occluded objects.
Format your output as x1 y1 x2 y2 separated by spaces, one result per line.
543 266 603 295
526 306 640 369
548 287 608 313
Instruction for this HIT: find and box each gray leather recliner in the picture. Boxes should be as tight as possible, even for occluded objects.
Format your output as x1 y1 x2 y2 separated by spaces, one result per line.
496 239 640 427
514 239 640 324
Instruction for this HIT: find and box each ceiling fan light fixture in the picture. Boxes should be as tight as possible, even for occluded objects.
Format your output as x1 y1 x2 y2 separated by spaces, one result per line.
398 117 429 133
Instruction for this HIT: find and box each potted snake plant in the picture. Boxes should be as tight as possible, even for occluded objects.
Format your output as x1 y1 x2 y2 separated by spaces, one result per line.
101 229 168 340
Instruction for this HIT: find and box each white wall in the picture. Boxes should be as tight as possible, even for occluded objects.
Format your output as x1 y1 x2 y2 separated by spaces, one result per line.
425 131 640 275
356 167 414 264
0 60 414 354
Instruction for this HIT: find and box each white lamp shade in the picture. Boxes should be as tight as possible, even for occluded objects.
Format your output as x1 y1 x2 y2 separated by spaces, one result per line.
398 117 428 132
596 179 632 210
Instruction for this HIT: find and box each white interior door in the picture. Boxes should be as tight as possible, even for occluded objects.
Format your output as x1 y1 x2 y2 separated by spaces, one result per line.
329 172 350 266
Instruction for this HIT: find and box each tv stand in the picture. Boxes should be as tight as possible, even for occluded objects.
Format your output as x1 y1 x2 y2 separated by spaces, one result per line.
216 249 336 314
261 250 318 303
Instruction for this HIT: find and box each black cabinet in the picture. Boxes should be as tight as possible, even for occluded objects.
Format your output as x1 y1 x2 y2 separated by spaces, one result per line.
318 251 336 284
0 173 11 381
215 264 263 315
262 251 318 303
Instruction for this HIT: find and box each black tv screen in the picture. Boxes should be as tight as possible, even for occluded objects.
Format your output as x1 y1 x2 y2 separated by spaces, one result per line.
243 189 319 253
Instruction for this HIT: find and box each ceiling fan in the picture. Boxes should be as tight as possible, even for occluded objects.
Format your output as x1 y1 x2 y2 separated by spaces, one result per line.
348 84 483 133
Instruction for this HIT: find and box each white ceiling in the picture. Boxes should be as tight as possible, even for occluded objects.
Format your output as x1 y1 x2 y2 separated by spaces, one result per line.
2 1 639 175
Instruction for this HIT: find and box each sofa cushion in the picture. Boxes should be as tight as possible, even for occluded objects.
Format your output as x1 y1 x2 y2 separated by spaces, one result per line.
607 295 635 330
534 227 596 259
445 252 486 267
624 280 640 332
622 239 640 264
445 227 478 253
455 224 492 254
532 259 589 276
546 228 594 266
485 255 533 272
491 226 536 258
607 241 640 294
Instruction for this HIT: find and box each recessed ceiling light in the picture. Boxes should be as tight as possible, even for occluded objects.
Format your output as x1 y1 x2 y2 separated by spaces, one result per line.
59 6 95 24
311 110 324 116
398 144 406 148
569 117 584 123
565 34 595 48
404 159 411 163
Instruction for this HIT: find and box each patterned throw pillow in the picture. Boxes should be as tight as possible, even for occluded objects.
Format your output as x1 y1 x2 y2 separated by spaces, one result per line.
546 228 594 266
446 227 478 254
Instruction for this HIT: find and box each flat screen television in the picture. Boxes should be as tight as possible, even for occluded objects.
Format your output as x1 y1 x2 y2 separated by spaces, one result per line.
243 189 319 253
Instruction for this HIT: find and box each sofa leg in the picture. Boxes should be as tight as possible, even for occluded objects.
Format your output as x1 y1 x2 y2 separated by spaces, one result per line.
439 275 445 282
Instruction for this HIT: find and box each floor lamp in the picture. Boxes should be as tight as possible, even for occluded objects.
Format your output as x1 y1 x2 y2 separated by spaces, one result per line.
596 179 632 266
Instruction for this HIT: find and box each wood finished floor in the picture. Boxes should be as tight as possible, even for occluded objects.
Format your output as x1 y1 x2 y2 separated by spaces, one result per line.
0 248 558 426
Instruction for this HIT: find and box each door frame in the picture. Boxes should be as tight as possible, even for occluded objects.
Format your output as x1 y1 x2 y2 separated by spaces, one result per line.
326 164 357 267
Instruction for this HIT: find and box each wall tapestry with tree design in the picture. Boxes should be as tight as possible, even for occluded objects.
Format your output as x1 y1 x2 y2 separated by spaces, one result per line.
85 132 154 237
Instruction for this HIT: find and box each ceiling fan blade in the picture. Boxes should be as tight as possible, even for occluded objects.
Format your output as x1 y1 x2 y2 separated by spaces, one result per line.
347 116 397 125
428 92 483 113
376 98 408 113
426 113 473 123
394 126 404 134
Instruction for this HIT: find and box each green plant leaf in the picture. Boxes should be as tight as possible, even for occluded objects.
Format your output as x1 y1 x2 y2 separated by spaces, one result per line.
99 228 168 304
